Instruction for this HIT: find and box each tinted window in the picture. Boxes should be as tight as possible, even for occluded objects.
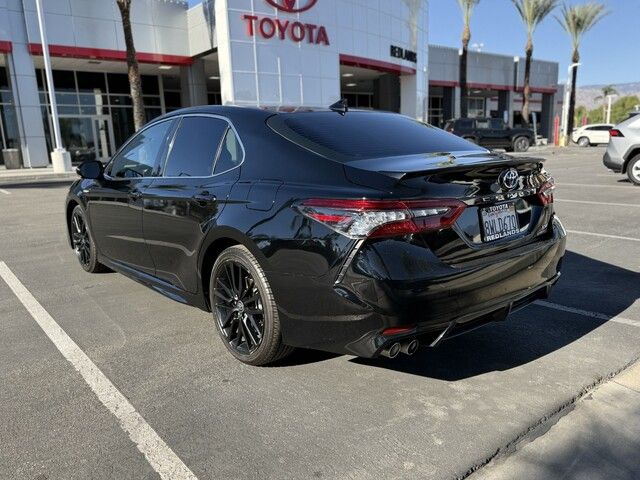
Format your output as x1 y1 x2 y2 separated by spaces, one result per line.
476 119 491 129
109 120 174 178
164 117 228 177
268 112 483 162
456 118 474 130
490 118 504 129
214 128 243 174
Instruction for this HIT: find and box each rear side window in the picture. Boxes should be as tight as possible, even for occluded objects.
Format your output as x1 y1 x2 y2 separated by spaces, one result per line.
164 117 228 177
490 118 504 129
214 128 243 174
268 112 483 162
476 119 490 129
456 118 474 130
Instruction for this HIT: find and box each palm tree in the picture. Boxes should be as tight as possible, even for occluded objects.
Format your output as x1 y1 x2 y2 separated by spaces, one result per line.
456 0 480 118
595 85 618 121
511 0 558 126
557 2 607 142
116 0 145 131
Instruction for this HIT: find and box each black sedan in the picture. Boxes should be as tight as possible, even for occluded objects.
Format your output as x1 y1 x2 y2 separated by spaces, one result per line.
66 106 566 365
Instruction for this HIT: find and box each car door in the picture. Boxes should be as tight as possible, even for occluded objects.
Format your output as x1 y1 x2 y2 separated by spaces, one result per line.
87 118 176 275
142 115 243 293
475 119 495 148
596 125 612 144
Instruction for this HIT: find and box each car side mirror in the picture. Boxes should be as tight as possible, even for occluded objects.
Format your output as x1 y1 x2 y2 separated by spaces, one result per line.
76 160 104 180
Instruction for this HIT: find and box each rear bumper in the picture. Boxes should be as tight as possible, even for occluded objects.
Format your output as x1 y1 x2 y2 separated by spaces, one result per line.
603 151 624 172
273 216 567 358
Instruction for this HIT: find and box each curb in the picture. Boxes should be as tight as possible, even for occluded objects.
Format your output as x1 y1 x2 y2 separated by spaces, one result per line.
0 173 77 186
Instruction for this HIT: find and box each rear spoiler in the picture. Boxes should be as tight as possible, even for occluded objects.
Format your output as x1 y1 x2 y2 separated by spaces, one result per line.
346 151 545 181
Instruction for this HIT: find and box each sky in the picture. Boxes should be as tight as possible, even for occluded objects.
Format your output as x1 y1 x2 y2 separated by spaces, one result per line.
188 0 639 87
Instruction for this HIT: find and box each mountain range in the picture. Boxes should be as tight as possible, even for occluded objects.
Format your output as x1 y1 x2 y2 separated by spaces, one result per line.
576 82 640 110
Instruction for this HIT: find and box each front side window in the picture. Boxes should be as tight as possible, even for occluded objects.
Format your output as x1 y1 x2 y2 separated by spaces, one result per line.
163 117 228 177
490 118 504 129
108 120 174 178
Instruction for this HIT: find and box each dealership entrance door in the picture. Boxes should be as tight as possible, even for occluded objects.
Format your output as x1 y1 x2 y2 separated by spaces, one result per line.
339 64 400 113
59 115 116 164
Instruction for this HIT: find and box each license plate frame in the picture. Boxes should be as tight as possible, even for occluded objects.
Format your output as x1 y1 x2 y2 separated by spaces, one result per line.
480 202 520 242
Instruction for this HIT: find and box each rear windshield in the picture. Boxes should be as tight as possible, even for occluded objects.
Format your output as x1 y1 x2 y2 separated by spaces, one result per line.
267 111 483 162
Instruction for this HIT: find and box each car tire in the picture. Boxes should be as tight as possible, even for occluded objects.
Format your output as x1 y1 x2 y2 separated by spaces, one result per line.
70 205 107 273
513 136 530 152
577 136 590 147
210 245 294 366
627 155 640 186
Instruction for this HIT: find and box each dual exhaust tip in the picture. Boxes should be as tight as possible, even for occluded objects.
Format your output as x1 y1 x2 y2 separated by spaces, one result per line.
381 339 419 359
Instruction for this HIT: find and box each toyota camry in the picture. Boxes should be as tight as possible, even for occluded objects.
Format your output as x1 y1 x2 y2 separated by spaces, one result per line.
66 105 566 365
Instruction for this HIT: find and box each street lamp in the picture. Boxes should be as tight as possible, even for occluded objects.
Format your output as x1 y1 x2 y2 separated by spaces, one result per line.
560 62 581 145
606 94 618 124
35 0 72 172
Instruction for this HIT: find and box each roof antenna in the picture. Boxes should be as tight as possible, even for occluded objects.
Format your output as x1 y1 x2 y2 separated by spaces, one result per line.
329 98 349 116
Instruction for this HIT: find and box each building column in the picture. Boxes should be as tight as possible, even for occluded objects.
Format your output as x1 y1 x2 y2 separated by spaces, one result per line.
180 59 208 107
540 92 555 140
453 86 461 118
498 90 514 126
6 39 48 167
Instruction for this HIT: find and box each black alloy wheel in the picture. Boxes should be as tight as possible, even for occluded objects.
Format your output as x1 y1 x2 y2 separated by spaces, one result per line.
214 260 265 355
211 245 293 365
70 205 106 273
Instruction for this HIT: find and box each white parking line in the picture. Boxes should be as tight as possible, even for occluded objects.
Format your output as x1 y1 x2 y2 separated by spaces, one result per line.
536 301 640 328
566 230 640 243
559 182 633 189
0 261 197 480
556 198 640 208
0 189 10 195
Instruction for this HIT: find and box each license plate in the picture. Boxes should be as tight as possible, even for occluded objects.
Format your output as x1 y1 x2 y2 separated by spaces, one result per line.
480 203 520 242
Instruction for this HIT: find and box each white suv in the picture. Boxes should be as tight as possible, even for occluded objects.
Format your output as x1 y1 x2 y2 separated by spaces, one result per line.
572 123 614 147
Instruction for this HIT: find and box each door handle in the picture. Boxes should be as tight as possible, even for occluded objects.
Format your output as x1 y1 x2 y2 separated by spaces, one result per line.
192 191 215 206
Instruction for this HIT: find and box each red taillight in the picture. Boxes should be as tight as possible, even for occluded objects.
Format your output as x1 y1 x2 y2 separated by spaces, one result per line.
610 129 624 137
537 178 555 206
297 198 466 239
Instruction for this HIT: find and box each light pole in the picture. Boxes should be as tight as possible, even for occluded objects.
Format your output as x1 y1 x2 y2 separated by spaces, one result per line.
606 94 618 124
35 0 71 172
561 62 580 146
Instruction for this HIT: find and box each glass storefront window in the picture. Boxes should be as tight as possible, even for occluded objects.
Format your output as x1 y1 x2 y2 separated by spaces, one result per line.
77 72 106 93
467 97 486 118
52 70 76 91
107 73 130 94
0 66 20 150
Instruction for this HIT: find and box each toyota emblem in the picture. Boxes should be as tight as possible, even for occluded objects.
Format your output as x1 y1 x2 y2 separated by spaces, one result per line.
499 168 519 191
266 0 318 13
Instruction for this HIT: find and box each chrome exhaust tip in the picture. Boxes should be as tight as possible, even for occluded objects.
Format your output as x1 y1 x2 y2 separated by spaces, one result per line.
380 342 401 359
400 339 419 356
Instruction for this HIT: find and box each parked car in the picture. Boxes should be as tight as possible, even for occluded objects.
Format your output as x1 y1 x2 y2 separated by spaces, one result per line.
603 114 640 185
444 117 534 152
67 106 566 365
571 123 614 147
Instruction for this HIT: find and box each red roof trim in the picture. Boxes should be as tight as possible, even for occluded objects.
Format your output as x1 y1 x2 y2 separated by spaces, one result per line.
339 54 416 76
0 41 12 53
28 43 193 66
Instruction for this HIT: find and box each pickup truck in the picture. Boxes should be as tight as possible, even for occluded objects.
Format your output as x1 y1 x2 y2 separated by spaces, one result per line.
444 118 534 152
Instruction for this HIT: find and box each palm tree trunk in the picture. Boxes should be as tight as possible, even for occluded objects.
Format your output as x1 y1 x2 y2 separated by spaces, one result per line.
567 50 579 142
116 0 145 132
460 25 470 118
522 37 533 127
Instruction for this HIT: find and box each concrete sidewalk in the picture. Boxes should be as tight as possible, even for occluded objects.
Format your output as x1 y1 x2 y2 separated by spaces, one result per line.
0 165 76 185
471 361 640 480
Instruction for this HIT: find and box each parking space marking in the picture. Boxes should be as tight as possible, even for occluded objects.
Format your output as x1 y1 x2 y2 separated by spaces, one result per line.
566 230 640 243
536 301 640 328
0 261 198 480
556 199 640 208
0 189 10 195
559 183 634 189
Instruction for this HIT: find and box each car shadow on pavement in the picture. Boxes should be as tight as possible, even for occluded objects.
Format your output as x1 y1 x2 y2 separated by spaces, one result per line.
349 250 640 380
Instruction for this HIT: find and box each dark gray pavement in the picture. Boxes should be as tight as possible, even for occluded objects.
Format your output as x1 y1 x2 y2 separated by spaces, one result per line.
1 146 639 479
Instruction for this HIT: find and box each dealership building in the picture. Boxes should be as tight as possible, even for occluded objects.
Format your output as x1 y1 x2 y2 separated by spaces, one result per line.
0 0 559 167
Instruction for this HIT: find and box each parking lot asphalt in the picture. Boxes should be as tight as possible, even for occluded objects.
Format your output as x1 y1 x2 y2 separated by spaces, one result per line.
1 146 639 480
